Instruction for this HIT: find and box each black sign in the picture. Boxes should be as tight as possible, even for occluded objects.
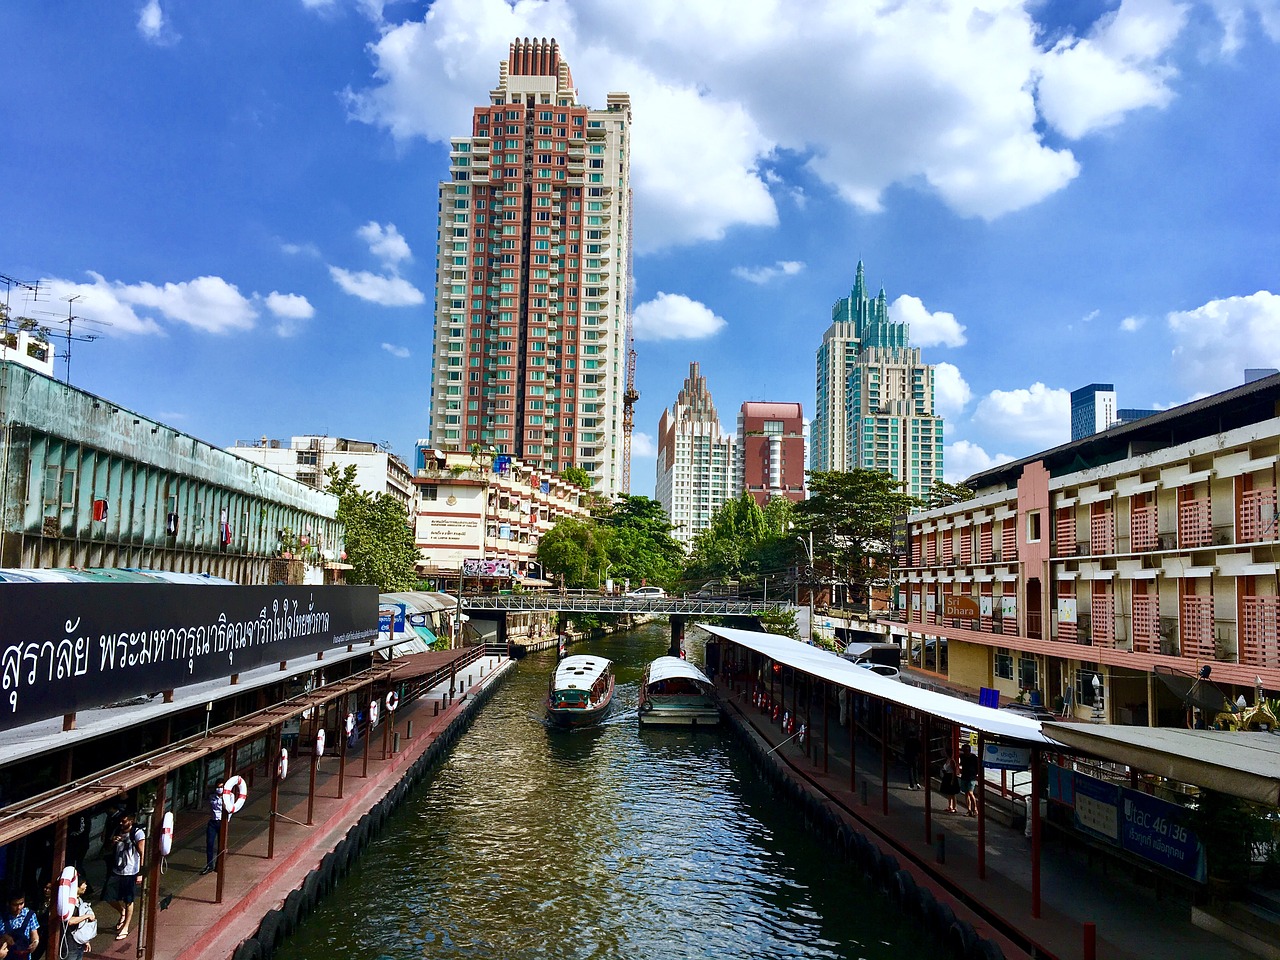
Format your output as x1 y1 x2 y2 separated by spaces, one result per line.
0 583 379 733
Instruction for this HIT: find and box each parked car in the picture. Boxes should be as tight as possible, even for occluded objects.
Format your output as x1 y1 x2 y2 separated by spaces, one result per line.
692 579 739 599
1001 702 1056 722
853 660 901 681
625 586 667 599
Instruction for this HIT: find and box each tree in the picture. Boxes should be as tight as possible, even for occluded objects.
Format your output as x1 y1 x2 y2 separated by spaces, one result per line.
559 465 593 490
793 469 922 603
685 493 796 590
536 516 610 588
324 464 419 592
926 479 976 508
596 495 684 587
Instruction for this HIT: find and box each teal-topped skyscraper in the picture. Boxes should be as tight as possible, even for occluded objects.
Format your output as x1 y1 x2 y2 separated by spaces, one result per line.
811 261 943 497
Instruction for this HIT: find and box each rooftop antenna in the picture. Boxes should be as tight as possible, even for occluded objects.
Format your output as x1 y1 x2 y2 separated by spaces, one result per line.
0 273 41 326
32 296 110 384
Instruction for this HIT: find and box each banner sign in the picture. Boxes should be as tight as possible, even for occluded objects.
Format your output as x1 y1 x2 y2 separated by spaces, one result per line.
1057 597 1077 624
944 595 980 619
378 603 407 635
0 583 378 733
1072 771 1121 843
981 742 1030 771
462 558 513 578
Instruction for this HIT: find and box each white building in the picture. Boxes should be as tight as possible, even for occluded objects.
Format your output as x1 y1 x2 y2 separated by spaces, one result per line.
229 436 414 510
656 362 736 548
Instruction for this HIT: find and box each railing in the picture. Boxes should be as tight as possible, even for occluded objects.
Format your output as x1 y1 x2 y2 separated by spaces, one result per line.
462 592 788 615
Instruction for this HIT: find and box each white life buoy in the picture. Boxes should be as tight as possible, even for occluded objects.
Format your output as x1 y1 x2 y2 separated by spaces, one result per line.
385 690 399 712
56 866 78 921
277 748 289 781
160 810 174 857
345 713 355 736
316 728 326 758
221 774 248 815
369 699 379 727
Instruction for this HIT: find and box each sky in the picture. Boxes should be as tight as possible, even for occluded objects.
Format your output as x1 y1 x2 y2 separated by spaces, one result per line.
1 0 1278 500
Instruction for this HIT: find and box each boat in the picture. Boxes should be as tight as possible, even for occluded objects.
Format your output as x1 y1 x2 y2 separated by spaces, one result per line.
546 655 615 727
637 656 720 727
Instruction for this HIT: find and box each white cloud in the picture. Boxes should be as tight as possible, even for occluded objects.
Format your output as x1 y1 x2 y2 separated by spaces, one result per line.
347 0 1216 245
933 362 972 420
1208 0 1280 54
631 432 656 458
358 221 412 267
1167 290 1280 391
889 294 967 348
631 292 726 341
945 440 1015 482
38 273 254 335
973 382 1071 447
1120 315 1145 332
328 266 425 306
381 342 411 358
264 292 315 337
731 260 804 285
137 0 178 45
280 240 322 258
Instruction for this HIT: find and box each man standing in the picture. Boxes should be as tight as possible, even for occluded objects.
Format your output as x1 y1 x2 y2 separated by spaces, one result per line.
202 782 223 875
903 728 921 790
0 891 39 960
103 812 145 941
959 743 981 817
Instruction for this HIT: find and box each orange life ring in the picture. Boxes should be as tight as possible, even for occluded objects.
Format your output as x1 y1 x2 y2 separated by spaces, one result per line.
221 775 248 814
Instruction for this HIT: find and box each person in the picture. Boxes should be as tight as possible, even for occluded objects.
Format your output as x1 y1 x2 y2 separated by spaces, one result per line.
903 729 921 790
959 743 981 817
102 811 144 941
0 891 39 960
939 752 960 813
202 781 223 875
63 877 94 960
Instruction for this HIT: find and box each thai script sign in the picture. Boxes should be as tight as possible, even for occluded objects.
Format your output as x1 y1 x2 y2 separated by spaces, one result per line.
0 583 378 733
982 742 1030 771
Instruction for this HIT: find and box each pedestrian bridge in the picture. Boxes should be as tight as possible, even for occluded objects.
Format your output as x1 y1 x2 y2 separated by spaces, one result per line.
461 592 789 617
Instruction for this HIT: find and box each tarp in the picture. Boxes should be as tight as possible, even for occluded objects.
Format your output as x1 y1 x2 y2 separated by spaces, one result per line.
1044 724 1280 806
701 624 1051 744
646 656 712 688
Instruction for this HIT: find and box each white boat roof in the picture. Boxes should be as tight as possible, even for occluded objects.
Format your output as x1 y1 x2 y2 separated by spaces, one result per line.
553 655 612 690
701 624 1051 745
646 656 712 687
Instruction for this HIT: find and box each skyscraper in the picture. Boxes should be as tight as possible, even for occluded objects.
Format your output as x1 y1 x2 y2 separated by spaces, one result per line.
1070 383 1116 440
427 39 632 496
735 401 806 505
656 363 736 548
811 261 944 498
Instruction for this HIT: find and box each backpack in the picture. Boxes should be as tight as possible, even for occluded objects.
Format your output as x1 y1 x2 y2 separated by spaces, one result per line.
70 902 97 946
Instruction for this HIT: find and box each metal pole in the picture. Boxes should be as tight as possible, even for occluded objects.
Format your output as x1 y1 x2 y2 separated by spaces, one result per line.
1032 747 1042 918
822 680 829 773
849 689 857 792
141 772 167 960
362 690 371 778
338 705 348 799
307 725 318 826
881 700 890 815
923 715 932 844
267 725 281 860
977 731 986 880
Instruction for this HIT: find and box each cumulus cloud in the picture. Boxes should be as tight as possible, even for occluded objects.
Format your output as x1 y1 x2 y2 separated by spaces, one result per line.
631 293 726 341
972 382 1071 447
1167 290 1280 391
329 267 425 306
1208 0 1280 54
945 440 1015 482
933 362 972 420
731 260 805 285
889 294 967 348
344 0 1215 246
264 292 315 337
631 432 656 458
381 342 411 358
137 0 178 45
38 273 255 335
1120 315 1145 332
358 221 412 267
280 240 322 258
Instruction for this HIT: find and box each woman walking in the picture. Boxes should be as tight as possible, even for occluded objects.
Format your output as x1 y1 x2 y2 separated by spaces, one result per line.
939 751 960 813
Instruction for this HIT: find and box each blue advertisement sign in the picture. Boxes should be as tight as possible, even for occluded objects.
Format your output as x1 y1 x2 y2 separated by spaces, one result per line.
1047 763 1075 805
982 743 1031 771
378 604 406 635
1072 771 1121 843
1120 789 1206 882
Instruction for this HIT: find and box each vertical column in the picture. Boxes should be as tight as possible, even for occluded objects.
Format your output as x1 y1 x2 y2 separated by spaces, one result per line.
141 773 168 960
267 725 281 860
1031 747 1042 918
923 715 932 844
881 700 890 815
977 731 986 880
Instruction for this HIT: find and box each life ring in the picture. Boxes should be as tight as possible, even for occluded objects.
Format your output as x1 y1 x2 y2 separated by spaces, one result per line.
56 865 78 920
345 713 355 736
369 700 379 727
639 699 654 714
160 811 174 857
385 691 399 712
797 723 807 746
222 775 248 814
316 728 326 758
278 748 289 781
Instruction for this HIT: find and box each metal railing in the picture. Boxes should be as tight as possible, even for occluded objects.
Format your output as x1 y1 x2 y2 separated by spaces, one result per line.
460 592 788 615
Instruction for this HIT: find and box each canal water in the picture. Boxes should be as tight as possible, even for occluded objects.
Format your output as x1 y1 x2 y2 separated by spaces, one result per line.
278 622 929 960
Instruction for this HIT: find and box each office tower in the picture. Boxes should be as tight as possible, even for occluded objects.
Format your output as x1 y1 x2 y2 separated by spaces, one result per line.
427 38 632 495
812 261 944 497
656 363 736 548
736 402 806 504
1070 384 1117 441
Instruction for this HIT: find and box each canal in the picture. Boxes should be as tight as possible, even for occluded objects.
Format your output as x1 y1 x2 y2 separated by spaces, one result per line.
277 621 930 959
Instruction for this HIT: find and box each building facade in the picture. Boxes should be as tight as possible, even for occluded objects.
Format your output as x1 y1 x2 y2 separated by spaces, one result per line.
426 38 632 496
228 436 415 509
889 373 1280 726
411 445 585 579
812 261 943 498
1070 383 1116 440
0 361 344 583
735 401 806 505
655 362 736 547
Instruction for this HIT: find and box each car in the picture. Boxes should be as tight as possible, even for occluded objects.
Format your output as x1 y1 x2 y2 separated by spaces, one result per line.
692 579 739 599
1001 702 1056 722
853 661 901 681
626 586 667 599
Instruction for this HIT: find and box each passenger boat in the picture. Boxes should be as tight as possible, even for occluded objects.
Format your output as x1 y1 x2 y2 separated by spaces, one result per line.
546 655 615 727
637 656 720 727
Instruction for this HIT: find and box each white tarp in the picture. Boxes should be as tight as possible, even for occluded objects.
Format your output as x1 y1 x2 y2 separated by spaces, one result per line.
701 624 1051 744
646 656 712 687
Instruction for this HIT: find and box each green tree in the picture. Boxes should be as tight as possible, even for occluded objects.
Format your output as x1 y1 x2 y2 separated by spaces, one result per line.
685 493 797 590
536 516 611 588
324 464 419 592
559 465 593 490
597 495 684 587
926 479 976 508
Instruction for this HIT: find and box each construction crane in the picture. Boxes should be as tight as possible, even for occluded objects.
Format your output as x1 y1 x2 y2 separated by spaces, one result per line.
621 187 639 494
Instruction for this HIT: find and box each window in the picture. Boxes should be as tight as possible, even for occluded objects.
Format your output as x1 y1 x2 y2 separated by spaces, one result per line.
1018 655 1039 692
994 648 1014 680
422 485 438 501
1075 667 1101 706
1027 510 1042 542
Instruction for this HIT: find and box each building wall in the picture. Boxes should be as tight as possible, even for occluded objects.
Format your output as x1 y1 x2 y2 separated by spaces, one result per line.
228 436 414 509
0 362 343 582
655 363 735 547
427 38 631 496
736 401 805 504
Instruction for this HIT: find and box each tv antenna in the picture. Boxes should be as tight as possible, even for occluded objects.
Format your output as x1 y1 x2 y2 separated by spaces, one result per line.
31 296 111 383
0 273 41 326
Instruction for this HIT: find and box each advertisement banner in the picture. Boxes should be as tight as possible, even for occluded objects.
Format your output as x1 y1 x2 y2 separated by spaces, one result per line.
982 743 1031 771
1072 771 1121 843
462 558 514 578
1120 789 1206 882
1000 595 1018 620
1047 763 1076 805
1057 597 1077 624
944 595 980 619
378 603 407 635
980 595 993 617
0 583 378 733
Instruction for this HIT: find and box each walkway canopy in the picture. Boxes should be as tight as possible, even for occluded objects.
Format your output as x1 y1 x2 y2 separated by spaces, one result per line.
701 625 1051 745
1046 724 1280 806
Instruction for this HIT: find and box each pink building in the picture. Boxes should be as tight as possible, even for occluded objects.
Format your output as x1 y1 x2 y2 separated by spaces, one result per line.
736 401 806 505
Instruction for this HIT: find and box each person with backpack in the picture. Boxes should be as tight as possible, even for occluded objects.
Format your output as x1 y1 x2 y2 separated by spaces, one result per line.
102 812 145 942
63 876 95 960
0 891 38 960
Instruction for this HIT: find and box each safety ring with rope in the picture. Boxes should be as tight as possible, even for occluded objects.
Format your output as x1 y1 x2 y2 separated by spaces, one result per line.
277 747 289 780
385 690 399 712
221 775 248 815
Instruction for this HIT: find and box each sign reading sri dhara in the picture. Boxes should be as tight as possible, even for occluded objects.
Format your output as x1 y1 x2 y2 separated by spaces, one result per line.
943 595 980 619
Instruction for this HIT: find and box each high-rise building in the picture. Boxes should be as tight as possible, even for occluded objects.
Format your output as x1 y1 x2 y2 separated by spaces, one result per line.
735 401 806 505
811 261 943 498
656 363 736 548
1070 383 1116 440
426 38 632 496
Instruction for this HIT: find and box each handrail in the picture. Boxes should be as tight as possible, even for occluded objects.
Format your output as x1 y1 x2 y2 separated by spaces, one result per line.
460 594 788 615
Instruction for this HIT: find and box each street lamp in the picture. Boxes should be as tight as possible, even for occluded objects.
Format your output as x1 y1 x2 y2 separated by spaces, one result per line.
600 561 613 593
796 533 815 644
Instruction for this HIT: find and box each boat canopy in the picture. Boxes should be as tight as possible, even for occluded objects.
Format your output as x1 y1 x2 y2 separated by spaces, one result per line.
553 655 611 690
701 624 1051 745
646 656 712 688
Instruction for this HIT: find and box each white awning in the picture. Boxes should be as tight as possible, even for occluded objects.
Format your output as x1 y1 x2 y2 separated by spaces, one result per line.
645 655 711 687
700 624 1051 744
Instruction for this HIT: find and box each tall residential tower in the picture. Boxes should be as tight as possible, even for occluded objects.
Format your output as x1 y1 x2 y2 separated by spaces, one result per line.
812 261 943 498
427 39 632 496
656 363 736 548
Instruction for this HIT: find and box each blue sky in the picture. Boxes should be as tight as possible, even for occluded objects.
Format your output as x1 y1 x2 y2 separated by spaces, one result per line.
2 0 1278 500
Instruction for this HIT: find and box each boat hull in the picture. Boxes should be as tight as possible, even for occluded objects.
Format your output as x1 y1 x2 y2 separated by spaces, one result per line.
546 673 615 728
637 698 720 727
